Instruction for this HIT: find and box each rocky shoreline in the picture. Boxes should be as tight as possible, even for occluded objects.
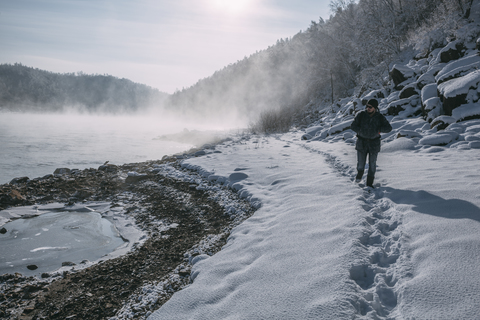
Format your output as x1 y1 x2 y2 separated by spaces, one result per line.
0 155 255 319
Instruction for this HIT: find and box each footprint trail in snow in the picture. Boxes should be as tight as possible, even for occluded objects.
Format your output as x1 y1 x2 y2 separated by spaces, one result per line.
301 143 411 319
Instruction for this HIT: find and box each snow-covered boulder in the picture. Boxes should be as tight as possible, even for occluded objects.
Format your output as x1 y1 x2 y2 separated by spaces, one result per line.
423 97 442 122
438 70 480 115
399 83 419 99
417 72 436 89
302 125 324 140
419 132 456 146
421 83 438 104
387 96 420 117
397 130 422 138
328 120 351 135
452 103 480 122
438 40 466 63
386 91 401 104
435 54 480 85
382 137 418 152
469 141 480 148
387 98 411 116
390 64 415 88
430 115 456 130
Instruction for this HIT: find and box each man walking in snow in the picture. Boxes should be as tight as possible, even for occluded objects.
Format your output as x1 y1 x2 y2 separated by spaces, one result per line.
351 99 392 188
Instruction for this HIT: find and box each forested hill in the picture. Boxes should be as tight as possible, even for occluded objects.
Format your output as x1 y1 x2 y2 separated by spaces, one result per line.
0 63 167 113
165 0 476 126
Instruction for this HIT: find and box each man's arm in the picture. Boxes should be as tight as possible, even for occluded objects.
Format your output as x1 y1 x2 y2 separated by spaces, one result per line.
379 114 392 133
351 112 362 133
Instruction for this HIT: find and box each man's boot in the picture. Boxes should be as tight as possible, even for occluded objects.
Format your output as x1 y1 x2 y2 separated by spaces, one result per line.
366 175 375 188
355 170 364 182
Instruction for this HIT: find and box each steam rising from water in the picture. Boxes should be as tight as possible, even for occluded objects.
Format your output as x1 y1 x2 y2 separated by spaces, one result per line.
0 110 243 184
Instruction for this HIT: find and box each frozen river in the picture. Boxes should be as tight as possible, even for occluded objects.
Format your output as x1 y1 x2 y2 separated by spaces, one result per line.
0 203 126 276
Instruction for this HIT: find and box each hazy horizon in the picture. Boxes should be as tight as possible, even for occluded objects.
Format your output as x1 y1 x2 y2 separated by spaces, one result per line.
1 0 332 93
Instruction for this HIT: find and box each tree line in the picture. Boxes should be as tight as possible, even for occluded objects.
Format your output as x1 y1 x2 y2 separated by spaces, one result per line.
0 63 167 113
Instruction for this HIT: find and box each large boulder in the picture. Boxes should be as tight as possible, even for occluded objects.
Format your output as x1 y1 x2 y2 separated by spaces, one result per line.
98 164 118 173
0 189 26 207
327 120 351 135
451 103 480 122
435 54 480 85
421 83 438 104
399 83 419 99
416 63 446 89
390 64 415 88
438 40 466 63
9 177 29 185
430 116 456 130
54 168 71 175
387 97 419 116
438 70 480 115
423 97 442 122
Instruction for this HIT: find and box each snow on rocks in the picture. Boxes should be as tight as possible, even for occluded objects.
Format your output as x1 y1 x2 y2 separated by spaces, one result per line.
299 36 480 152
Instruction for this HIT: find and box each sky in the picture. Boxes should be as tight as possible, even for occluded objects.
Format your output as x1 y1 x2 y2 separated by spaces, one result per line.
0 0 332 94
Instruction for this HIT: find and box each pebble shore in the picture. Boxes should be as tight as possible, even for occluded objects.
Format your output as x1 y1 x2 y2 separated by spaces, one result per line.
0 154 255 319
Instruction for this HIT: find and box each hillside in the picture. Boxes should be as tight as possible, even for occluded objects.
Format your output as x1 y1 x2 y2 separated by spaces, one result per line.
0 64 167 113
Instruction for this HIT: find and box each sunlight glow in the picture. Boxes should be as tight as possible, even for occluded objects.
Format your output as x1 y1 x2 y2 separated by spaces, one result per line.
210 0 255 14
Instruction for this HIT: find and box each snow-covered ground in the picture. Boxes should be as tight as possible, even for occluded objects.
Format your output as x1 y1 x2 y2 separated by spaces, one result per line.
148 117 480 319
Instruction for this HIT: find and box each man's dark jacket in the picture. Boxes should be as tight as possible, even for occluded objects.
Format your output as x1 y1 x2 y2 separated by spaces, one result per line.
351 110 392 153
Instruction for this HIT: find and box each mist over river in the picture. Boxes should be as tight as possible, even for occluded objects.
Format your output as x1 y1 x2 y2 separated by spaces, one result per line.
0 112 202 184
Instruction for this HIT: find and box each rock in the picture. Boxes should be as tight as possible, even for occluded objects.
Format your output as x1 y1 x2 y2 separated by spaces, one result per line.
387 98 410 116
9 177 30 184
439 40 465 63
72 189 93 200
417 72 435 89
0 227 7 234
194 150 206 157
125 173 149 184
390 64 415 88
62 261 76 267
399 84 419 99
178 269 191 277
436 55 480 85
98 164 118 173
438 70 480 115
41 273 50 278
0 189 26 207
419 133 454 146
54 168 71 175
469 141 480 148
301 134 312 140
431 116 456 130
421 83 438 105
452 103 480 122
328 120 351 135
26 265 38 270
423 97 442 122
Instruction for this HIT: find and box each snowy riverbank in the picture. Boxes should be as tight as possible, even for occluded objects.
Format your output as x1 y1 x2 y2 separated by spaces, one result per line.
148 126 480 319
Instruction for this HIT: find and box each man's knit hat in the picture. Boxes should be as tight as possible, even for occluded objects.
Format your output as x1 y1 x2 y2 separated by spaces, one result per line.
367 99 378 109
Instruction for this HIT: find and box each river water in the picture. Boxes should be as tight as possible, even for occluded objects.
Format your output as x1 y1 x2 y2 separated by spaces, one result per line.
0 112 217 276
0 112 197 184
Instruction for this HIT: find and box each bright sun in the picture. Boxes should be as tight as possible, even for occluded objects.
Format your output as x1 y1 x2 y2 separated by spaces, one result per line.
210 0 254 14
